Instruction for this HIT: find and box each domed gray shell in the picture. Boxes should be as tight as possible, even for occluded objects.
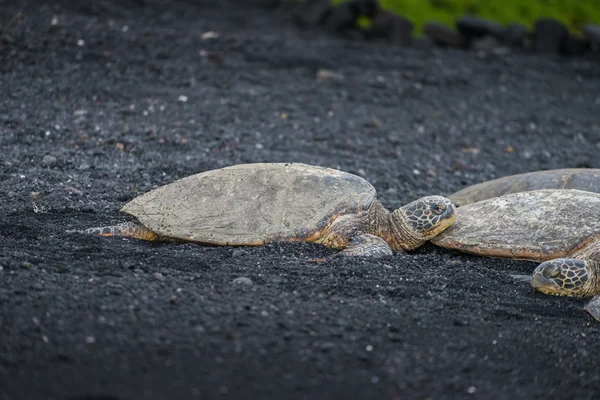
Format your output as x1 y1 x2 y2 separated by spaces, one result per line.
449 168 600 206
121 163 376 245
432 189 600 261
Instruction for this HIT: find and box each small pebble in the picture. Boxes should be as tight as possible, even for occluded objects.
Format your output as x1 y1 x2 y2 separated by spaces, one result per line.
319 342 336 351
231 250 245 258
232 277 253 285
21 261 33 269
64 186 83 196
152 272 166 281
316 69 345 82
41 155 57 166
201 31 219 39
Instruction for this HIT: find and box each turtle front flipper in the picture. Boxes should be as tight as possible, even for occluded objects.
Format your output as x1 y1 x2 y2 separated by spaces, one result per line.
336 234 393 258
584 295 600 322
83 221 159 241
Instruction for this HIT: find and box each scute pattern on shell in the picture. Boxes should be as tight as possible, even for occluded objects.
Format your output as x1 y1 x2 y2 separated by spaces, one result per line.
432 189 600 261
120 163 376 245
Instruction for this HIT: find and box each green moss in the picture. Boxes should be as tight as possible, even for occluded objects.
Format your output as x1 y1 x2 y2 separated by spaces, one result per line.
331 0 600 34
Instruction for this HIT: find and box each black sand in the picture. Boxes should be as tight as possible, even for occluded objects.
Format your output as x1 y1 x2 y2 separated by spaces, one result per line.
2 1 600 399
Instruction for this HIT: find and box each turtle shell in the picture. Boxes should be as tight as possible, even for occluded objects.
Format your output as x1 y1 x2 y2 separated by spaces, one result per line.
431 189 600 261
449 168 600 206
121 163 376 245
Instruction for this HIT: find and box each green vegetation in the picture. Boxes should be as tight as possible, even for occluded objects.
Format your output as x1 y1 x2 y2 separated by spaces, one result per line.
332 0 600 33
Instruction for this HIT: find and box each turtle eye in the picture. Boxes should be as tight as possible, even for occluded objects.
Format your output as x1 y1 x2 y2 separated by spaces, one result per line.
543 264 560 278
431 202 446 215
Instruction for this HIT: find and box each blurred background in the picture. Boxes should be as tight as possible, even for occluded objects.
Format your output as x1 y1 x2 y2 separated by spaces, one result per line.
332 0 600 33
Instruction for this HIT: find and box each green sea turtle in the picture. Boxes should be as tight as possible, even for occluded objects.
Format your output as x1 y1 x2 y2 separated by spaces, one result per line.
449 168 600 206
84 163 456 257
431 189 600 321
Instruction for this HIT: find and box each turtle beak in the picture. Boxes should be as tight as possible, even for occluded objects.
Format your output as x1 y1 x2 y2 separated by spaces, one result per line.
441 199 457 227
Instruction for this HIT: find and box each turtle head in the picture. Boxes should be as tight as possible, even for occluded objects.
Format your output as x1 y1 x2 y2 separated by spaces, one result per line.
393 196 456 249
531 258 598 298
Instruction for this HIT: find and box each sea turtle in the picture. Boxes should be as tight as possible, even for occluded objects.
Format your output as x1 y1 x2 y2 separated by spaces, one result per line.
449 168 600 206
430 189 600 321
84 163 456 257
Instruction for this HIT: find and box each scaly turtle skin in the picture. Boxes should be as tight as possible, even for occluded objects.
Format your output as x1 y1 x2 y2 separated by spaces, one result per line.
449 168 600 206
431 189 600 322
85 163 456 257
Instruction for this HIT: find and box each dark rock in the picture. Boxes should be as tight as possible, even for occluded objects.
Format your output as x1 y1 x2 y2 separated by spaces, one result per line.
354 0 378 18
533 18 568 54
423 23 467 48
291 0 331 27
366 10 413 47
583 24 600 51
456 15 505 41
561 34 590 56
323 2 360 33
293 0 375 34
502 23 530 47
243 0 280 8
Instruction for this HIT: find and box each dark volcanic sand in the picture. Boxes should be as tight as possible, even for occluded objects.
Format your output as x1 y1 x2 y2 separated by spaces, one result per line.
2 1 600 399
